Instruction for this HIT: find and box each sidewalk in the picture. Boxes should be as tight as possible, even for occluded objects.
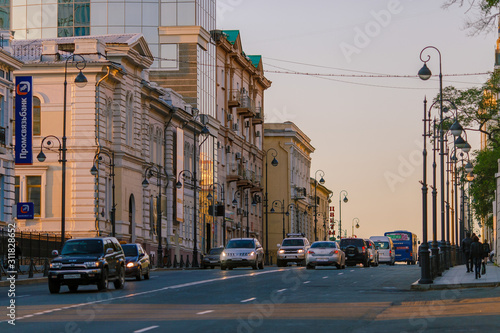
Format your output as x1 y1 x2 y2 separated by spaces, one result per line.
411 262 500 290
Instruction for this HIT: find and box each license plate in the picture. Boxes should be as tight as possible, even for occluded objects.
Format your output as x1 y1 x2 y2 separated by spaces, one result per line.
232 258 242 261
210 260 218 263
317 258 328 262
64 274 80 279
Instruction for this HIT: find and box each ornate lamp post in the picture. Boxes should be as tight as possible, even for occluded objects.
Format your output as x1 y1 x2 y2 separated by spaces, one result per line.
36 54 87 248
207 183 225 246
338 190 348 240
90 149 116 236
313 170 325 241
264 148 278 265
351 218 360 237
270 200 294 240
142 164 169 268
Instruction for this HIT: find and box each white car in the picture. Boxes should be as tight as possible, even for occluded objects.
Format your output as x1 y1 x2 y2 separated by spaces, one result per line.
306 241 345 270
221 238 264 270
369 236 395 265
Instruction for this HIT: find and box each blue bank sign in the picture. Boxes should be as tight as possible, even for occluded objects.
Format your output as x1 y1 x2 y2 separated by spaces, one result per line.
15 76 33 165
17 202 34 220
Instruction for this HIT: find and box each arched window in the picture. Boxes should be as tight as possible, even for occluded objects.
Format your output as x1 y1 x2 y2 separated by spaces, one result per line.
126 94 134 145
33 96 41 136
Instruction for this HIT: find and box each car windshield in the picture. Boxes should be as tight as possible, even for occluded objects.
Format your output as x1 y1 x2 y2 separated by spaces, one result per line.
282 239 305 246
61 240 103 255
209 248 224 255
311 242 336 248
374 241 389 249
226 240 255 249
121 245 139 257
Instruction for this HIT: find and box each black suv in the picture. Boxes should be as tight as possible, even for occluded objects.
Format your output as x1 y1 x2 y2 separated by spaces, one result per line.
339 238 370 267
48 237 126 293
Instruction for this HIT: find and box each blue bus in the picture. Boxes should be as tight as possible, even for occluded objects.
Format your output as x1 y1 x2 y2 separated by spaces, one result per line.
384 230 418 265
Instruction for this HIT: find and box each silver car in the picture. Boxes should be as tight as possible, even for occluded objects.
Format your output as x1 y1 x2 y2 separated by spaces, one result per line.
306 241 346 269
221 238 265 270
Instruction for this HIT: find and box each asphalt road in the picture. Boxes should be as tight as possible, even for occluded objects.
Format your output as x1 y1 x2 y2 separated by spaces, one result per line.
2 264 500 333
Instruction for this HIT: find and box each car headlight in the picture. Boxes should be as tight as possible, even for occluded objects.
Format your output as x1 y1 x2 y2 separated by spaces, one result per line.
249 251 255 257
221 251 226 257
278 249 285 254
297 249 304 253
50 262 62 269
84 261 100 268
126 262 135 268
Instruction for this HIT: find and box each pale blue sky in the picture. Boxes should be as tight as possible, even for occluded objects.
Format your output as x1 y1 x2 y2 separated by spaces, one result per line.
216 0 495 241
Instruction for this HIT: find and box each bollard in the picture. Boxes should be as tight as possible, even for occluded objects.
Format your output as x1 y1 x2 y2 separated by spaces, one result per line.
43 258 49 277
173 255 178 268
185 255 190 268
166 255 172 268
179 255 184 268
29 258 34 278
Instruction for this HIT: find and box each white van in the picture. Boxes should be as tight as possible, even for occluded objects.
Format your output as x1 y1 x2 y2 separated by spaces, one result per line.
369 236 395 265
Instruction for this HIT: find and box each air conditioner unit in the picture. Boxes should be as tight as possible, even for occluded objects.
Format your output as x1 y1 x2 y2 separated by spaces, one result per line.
245 121 250 128
227 113 233 121
237 208 242 215
233 123 239 131
255 131 260 137
226 146 231 153
235 152 241 159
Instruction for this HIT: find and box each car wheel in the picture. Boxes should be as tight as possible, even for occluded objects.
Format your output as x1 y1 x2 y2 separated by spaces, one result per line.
136 267 143 281
306 264 314 270
211 266 215 269
221 264 227 270
301 260 307 267
258 259 264 269
336 263 341 269
114 266 125 289
97 268 108 291
276 259 283 267
48 280 60 294
228 266 233 270
364 258 370 268
144 268 150 280
68 285 78 292
252 262 258 270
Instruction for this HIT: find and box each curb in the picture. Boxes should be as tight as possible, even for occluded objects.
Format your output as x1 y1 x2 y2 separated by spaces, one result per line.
0 277 47 287
411 281 500 290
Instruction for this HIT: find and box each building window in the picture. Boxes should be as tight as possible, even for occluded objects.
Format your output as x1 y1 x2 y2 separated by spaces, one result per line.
106 99 113 142
27 176 41 217
33 96 41 136
58 0 90 37
14 176 19 203
0 0 9 30
0 175 4 220
126 95 134 146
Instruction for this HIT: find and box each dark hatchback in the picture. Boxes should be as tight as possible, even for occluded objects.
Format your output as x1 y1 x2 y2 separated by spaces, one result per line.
48 237 126 293
339 238 370 267
121 243 150 280
201 247 224 269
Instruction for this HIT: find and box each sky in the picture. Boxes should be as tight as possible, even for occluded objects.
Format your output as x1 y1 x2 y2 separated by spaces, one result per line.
216 0 497 242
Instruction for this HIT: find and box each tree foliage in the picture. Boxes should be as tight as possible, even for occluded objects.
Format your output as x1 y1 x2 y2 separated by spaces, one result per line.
442 0 500 35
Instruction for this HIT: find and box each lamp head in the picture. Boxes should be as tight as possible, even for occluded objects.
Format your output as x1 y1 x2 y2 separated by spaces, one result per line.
232 199 238 206
449 120 463 137
142 178 149 188
90 165 98 176
271 157 278 167
74 70 88 88
343 196 348 203
201 126 210 136
36 151 46 162
251 198 257 206
418 63 432 80
207 193 213 201
319 176 325 185
286 211 289 216
176 181 182 189
462 142 471 153
465 162 473 173
466 172 475 182
270 207 275 213
454 136 467 149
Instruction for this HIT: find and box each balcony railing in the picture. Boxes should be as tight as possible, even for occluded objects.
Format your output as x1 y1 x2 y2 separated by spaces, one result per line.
0 126 5 146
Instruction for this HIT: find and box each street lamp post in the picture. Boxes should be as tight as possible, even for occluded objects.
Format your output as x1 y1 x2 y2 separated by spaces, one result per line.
352 218 359 237
338 190 348 240
90 150 116 236
36 54 87 249
270 200 293 240
207 183 225 246
264 148 278 265
142 164 169 268
313 170 325 241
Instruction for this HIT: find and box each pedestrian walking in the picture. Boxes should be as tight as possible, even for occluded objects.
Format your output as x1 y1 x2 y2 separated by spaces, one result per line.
462 232 473 272
470 236 483 279
482 239 491 275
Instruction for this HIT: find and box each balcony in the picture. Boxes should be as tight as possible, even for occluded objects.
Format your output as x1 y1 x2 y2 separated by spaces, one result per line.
236 94 256 118
228 89 241 108
237 168 252 188
227 163 243 182
252 110 263 124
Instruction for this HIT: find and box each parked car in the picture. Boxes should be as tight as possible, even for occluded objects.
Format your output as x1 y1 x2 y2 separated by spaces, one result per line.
370 236 395 265
364 239 379 267
121 243 150 281
277 233 311 267
201 247 224 269
48 237 126 293
221 238 264 270
306 241 345 270
339 238 370 267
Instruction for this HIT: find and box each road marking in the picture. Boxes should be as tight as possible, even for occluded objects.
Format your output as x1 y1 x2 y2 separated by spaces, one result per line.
15 295 30 298
241 297 256 303
197 310 214 315
350 270 355 272
322 276 328 279
3 269 283 323
303 281 311 284
133 326 159 333
277 289 287 293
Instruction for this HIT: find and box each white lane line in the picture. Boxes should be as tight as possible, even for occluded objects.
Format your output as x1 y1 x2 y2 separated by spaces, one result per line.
15 295 31 298
22 315 34 318
240 297 256 303
133 326 159 333
277 289 287 293
0 269 283 324
197 310 214 315
303 281 311 284
338 273 344 275
350 270 355 272
322 276 328 279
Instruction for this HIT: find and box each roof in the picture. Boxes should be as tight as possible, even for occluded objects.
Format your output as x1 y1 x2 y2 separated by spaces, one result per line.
221 30 240 44
247 55 261 68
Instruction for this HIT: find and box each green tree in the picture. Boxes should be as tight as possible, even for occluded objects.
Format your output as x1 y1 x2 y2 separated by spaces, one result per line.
442 0 500 35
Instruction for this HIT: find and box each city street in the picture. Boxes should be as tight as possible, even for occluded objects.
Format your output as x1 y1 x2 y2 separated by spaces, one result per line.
2 264 500 332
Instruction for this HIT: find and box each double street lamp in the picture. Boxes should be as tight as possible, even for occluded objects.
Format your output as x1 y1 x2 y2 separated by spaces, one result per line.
90 150 116 237
207 183 225 246
264 148 278 265
233 190 258 238
270 200 294 240
142 164 169 268
338 190 348 240
313 170 325 241
36 54 87 249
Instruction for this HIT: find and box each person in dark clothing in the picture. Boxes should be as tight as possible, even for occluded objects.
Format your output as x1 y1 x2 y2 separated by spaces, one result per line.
470 236 483 279
482 240 491 275
462 232 473 272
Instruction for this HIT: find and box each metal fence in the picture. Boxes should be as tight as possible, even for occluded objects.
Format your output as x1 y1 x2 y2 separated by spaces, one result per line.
0 230 70 275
